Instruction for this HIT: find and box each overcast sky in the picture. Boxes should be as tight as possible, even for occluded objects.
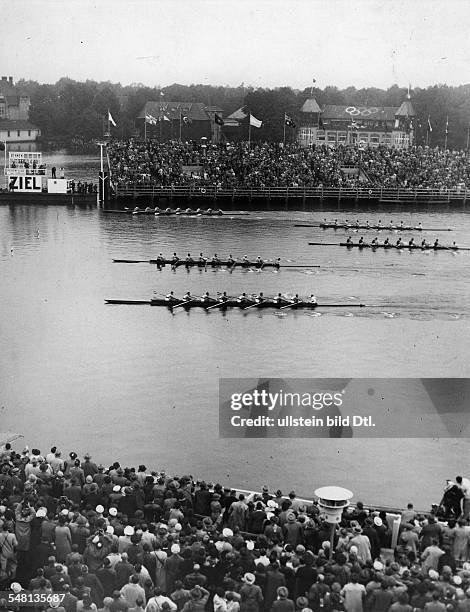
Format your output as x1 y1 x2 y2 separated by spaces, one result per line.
1 0 469 90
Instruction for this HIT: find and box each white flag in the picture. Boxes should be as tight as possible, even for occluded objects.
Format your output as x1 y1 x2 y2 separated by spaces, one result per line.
108 111 117 127
249 114 262 128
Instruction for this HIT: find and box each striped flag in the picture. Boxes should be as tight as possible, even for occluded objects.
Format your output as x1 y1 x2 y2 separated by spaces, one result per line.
249 114 262 128
145 113 158 125
284 113 296 128
108 111 117 127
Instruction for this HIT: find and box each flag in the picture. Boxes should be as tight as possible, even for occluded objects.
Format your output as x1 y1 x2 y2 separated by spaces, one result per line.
428 116 433 132
108 111 116 127
214 113 224 126
284 113 296 128
160 91 165 97
160 115 170 122
249 114 262 128
145 113 158 125
445 116 449 135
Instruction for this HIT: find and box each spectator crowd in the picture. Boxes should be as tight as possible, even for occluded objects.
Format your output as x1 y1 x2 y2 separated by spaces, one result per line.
2 444 470 612
107 140 470 192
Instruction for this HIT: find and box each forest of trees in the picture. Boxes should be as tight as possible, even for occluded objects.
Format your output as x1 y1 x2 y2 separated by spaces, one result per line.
13 77 470 150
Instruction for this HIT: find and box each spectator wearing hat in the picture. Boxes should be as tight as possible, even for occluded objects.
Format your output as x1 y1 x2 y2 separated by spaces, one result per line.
82 454 99 479
348 527 371 564
166 545 183 593
399 524 419 560
367 578 393 612
264 562 286 612
239 573 263 612
271 587 294 612
283 514 303 548
420 516 442 552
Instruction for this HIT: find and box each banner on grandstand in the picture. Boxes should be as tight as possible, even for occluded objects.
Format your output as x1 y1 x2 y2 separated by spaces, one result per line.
145 114 158 125
219 378 470 438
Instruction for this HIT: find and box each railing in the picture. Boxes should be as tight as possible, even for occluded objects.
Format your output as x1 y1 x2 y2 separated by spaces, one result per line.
113 184 468 202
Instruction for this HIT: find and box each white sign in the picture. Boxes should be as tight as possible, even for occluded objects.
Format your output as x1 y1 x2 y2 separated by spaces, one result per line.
47 179 68 194
8 175 43 192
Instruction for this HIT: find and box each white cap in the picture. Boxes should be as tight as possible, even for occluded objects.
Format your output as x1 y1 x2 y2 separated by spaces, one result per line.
108 507 118 516
96 505 104 514
171 544 181 554
124 525 134 536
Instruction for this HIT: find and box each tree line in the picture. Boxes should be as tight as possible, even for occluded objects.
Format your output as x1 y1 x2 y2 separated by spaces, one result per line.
15 77 470 150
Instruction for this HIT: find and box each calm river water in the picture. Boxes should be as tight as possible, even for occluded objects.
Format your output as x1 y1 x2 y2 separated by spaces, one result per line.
1 153 469 510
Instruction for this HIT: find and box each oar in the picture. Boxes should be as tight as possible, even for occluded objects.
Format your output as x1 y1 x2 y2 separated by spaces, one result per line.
308 242 342 246
206 299 230 310
280 301 302 310
172 295 203 309
282 264 321 268
243 299 265 310
113 259 149 263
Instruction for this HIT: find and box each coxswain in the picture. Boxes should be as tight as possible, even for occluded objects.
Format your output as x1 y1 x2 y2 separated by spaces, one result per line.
309 294 317 305
185 253 194 264
371 237 378 247
183 291 192 302
346 236 353 245
396 238 403 247
255 292 265 304
408 238 415 247
202 291 212 303
165 291 176 302
433 239 439 249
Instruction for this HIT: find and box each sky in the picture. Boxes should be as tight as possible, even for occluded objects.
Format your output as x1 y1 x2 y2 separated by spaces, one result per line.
0 0 469 90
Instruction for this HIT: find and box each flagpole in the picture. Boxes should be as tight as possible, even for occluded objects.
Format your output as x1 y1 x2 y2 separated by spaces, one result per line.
283 117 286 146
107 109 110 135
467 124 470 152
144 118 147 141
426 115 430 146
248 120 251 147
444 115 448 150
179 109 182 141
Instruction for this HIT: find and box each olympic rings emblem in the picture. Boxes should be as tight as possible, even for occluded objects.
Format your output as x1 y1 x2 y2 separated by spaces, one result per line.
345 106 380 117
200 188 206 194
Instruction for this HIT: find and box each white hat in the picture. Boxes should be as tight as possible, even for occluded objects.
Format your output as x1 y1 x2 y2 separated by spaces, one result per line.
174 523 182 532
108 507 118 516
61 509 69 516
429 569 439 580
96 505 104 514
113 485 121 492
373 560 384 570
373 516 383 527
350 545 358 554
222 528 233 537
124 526 134 536
266 512 274 519
171 544 181 554
36 507 47 518
267 500 277 508
92 535 100 544
454 575 463 585
106 526 115 535
11 583 22 594
321 541 330 550
243 573 255 585
246 540 255 550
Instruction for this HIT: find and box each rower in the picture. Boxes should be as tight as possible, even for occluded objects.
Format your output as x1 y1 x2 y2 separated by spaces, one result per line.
237 292 248 304
196 208 202 214
371 237 378 246
154 206 161 213
211 253 221 265
346 236 353 245
256 256 264 267
198 252 207 265
274 257 281 268
358 236 364 245
171 252 180 265
355 219 360 228
389 220 394 229
183 291 192 302
292 294 302 304
242 254 250 266
165 207 171 213
255 292 265 304
156 252 165 267
433 239 439 249
202 291 212 303
273 292 284 304
377 219 382 227
185 207 192 214
206 208 212 214
365 220 370 228
219 291 229 303
384 238 390 246
396 238 403 247
334 218 339 227
400 221 404 228
185 253 194 264
227 254 235 266
417 222 423 230
165 291 176 302
421 238 427 248
175 207 182 213
408 238 415 247
309 294 317 305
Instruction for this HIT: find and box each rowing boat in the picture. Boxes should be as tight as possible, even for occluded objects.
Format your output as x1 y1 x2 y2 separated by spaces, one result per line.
295 224 452 231
308 242 466 251
102 208 248 216
105 298 368 309
111 258 320 269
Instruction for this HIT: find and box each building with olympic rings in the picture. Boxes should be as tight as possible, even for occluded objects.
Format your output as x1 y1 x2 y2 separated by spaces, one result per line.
298 97 415 149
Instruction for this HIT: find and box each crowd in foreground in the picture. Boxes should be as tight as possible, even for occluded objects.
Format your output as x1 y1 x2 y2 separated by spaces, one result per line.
1 445 470 612
107 140 470 192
